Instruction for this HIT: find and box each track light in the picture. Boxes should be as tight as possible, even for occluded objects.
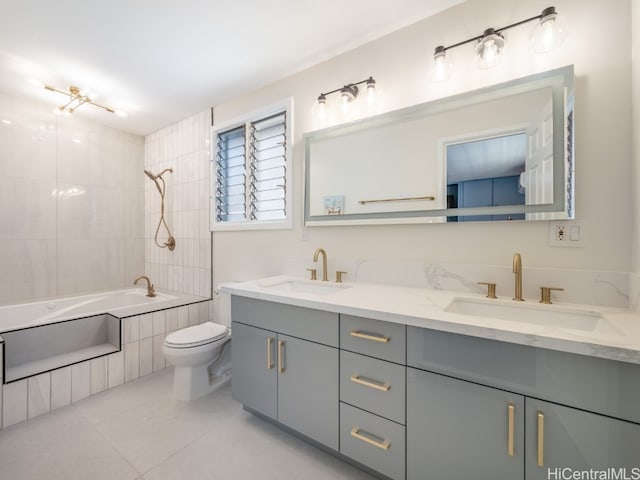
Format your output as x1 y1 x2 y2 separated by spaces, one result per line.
43 84 127 117
429 6 567 81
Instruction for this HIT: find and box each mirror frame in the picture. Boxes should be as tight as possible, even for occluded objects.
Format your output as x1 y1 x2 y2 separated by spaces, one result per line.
303 65 574 226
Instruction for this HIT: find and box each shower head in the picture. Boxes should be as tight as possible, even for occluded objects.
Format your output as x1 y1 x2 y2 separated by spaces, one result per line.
144 169 157 181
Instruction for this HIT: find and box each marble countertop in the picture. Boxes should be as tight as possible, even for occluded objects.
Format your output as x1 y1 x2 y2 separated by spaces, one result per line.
220 275 640 365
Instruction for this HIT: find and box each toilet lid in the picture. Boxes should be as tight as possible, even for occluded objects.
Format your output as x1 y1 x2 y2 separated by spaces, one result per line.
165 322 228 348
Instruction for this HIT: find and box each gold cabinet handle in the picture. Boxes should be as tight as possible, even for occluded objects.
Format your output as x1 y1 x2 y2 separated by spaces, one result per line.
350 427 390 451
350 375 391 392
350 330 390 343
278 340 285 373
507 403 515 457
537 411 545 467
266 337 274 370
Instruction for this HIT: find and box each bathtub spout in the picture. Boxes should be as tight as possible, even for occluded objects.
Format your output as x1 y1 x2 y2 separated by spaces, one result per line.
134 276 156 297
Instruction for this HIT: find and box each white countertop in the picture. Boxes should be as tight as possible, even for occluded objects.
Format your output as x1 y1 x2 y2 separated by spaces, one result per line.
220 275 640 365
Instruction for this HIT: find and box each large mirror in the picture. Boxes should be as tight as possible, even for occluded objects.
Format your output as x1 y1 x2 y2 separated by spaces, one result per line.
304 66 574 225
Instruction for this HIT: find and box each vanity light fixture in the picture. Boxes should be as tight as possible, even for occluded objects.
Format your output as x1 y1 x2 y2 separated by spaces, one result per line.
44 84 128 118
317 76 376 113
428 6 567 81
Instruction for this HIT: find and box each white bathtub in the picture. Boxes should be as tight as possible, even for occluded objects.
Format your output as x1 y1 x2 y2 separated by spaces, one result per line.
0 288 195 333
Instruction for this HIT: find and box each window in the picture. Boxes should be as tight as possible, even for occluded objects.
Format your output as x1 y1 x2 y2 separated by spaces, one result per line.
211 99 292 230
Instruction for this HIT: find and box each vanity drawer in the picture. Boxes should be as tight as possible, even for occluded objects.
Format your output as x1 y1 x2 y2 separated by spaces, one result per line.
340 315 405 364
231 296 338 347
340 350 405 424
340 402 405 480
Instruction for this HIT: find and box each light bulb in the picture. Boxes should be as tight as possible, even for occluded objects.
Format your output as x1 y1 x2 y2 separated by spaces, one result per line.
428 46 452 82
530 7 568 53
475 29 505 69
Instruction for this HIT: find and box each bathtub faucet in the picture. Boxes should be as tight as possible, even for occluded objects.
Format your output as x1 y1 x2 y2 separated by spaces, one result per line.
134 275 157 297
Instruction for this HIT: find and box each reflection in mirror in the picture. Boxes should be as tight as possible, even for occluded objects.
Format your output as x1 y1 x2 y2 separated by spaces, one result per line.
446 132 527 222
304 65 574 226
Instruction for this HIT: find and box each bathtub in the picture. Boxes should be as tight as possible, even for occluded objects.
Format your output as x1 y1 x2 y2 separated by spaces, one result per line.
0 288 203 334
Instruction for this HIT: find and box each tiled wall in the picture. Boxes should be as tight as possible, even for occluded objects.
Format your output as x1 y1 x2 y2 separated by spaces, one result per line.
144 111 211 299
0 302 208 429
0 92 145 305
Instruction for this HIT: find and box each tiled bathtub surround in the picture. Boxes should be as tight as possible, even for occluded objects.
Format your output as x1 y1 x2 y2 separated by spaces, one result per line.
0 92 145 305
144 111 211 299
0 302 209 429
281 258 631 308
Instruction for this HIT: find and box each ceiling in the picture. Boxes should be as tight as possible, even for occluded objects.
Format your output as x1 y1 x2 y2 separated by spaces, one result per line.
0 0 463 137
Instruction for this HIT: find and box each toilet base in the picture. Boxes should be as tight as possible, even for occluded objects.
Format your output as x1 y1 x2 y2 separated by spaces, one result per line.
172 362 231 401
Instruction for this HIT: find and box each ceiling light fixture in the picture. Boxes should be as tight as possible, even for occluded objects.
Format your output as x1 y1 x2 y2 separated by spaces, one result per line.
317 76 376 113
428 6 567 81
44 84 127 118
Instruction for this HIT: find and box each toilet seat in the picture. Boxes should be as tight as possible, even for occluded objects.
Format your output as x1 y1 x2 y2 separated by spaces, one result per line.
165 322 228 349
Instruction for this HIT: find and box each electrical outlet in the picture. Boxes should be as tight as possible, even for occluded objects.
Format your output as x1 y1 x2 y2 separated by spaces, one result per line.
549 221 584 247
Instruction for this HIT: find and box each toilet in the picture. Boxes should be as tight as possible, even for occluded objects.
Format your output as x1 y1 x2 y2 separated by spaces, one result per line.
163 321 231 401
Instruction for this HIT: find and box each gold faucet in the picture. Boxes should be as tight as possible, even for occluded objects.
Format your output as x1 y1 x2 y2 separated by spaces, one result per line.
313 248 328 281
512 253 524 301
134 275 156 297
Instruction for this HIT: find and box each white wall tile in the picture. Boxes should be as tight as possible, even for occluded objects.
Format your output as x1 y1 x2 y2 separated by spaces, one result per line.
51 367 72 410
123 315 140 344
90 357 108 395
152 335 166 372
152 310 166 335
27 373 51 419
166 308 178 333
139 313 153 339
71 361 91 403
3 379 27 427
107 352 124 388
124 342 140 383
177 306 189 329
140 338 153 377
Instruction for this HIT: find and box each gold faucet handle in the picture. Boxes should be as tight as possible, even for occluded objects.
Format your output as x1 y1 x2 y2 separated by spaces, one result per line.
478 282 497 299
335 271 347 283
306 268 317 281
540 287 564 304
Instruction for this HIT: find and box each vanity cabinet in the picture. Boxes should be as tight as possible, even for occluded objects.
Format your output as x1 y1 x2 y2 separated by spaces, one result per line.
407 368 525 480
230 297 339 450
407 325 640 479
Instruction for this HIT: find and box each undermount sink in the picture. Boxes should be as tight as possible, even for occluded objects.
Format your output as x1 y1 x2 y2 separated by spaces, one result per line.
445 297 621 335
260 279 352 296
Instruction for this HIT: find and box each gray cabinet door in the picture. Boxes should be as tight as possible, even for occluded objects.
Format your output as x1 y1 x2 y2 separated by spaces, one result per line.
231 322 278 419
526 399 640 479
277 334 339 450
407 367 525 480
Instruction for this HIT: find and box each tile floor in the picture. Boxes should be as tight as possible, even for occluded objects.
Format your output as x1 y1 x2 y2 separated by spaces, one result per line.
0 369 376 479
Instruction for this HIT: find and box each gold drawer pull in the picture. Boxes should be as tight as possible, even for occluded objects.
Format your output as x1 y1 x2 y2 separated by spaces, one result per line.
537 411 544 467
350 427 391 451
278 340 285 373
507 403 515 457
266 337 274 370
350 330 390 343
350 375 391 392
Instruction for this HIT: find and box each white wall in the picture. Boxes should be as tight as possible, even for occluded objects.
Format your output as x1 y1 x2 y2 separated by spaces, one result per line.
0 91 145 305
633 0 640 274
207 0 633 300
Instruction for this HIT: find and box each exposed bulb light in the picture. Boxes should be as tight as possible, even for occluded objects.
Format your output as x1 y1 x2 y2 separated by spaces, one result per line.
428 45 453 82
475 28 505 68
429 6 566 81
530 6 568 53
43 84 127 118
316 77 375 120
